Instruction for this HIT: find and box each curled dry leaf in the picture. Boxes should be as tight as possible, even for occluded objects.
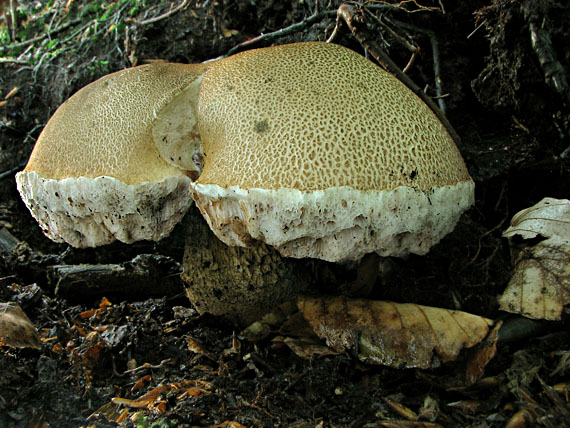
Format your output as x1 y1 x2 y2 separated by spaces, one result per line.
500 198 570 320
297 297 493 369
0 302 41 349
465 321 502 385
93 380 213 422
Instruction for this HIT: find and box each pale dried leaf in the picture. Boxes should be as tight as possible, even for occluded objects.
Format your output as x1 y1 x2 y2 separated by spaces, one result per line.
500 198 570 320
297 297 493 369
503 198 570 241
0 302 41 349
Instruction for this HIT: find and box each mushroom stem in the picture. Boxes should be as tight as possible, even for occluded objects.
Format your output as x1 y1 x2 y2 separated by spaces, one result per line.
182 207 310 326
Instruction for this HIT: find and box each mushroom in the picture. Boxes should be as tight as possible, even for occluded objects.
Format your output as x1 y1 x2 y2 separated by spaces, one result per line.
16 61 207 247
190 42 475 262
17 41 474 264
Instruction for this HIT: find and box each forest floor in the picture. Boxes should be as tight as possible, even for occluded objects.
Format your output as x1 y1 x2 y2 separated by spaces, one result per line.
0 1 569 427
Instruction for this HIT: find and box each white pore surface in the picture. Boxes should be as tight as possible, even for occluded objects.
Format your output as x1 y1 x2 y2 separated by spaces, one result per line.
16 171 193 248
191 182 475 262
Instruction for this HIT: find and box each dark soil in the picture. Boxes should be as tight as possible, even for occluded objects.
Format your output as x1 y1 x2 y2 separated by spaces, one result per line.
1 1 569 427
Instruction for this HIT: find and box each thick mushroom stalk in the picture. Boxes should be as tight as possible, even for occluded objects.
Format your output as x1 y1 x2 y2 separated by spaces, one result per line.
16 61 206 247
191 42 475 262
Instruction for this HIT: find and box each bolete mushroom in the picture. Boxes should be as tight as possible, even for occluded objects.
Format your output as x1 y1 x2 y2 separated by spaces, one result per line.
191 42 475 262
16 61 206 247
17 42 474 265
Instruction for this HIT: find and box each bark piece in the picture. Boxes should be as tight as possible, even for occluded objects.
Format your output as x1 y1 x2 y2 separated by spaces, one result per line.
51 254 182 301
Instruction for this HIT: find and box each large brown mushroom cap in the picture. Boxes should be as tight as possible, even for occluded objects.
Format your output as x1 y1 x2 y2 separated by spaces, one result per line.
191 42 475 262
197 42 470 191
16 61 207 247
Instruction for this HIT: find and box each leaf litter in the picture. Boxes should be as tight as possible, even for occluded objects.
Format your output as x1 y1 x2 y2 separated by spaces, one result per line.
500 198 570 320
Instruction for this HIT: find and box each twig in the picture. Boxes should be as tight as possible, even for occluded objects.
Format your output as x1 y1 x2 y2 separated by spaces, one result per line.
0 58 29 65
0 18 81 53
402 51 416 74
137 0 189 26
363 10 419 54
224 10 336 58
467 21 485 39
529 21 569 102
330 3 462 147
430 34 445 113
389 19 447 113
120 358 175 376
46 1 63 43
0 163 25 180
9 0 17 40
31 16 111 81
363 1 442 14
361 10 421 81
523 3 569 104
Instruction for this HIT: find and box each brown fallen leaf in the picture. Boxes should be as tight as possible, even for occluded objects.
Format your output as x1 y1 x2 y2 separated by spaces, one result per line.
500 198 570 320
94 379 214 421
383 396 418 420
209 421 247 428
272 335 339 359
504 408 536 428
377 421 443 428
297 296 494 369
185 336 217 361
465 320 502 385
0 302 41 349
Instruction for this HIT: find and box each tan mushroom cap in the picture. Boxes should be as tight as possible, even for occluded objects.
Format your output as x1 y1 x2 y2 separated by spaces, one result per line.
191 42 475 262
24 61 207 183
16 61 207 247
197 42 470 191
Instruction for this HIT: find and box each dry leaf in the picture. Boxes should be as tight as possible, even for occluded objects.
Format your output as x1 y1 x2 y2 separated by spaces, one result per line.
465 321 502 385
96 379 214 421
221 26 239 38
298 296 494 368
383 396 418 420
210 421 248 428
273 335 339 359
297 297 493 369
0 302 41 349
185 336 217 361
500 198 570 320
4 86 19 100
376 421 443 428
